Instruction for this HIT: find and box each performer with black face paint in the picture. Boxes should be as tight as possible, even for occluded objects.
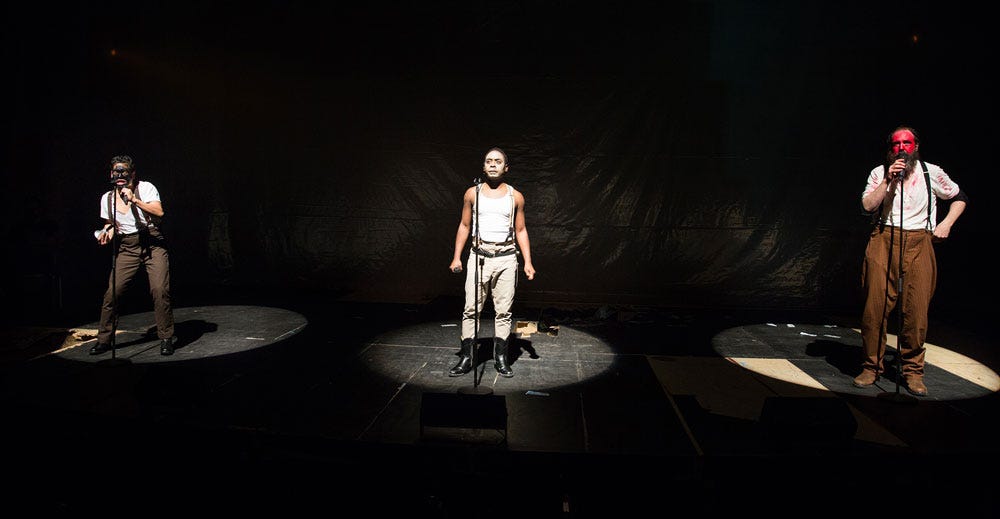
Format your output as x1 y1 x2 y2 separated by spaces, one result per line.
91 155 177 356
853 126 968 396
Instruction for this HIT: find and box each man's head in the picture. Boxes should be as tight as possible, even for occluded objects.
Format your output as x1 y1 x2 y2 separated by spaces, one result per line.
886 126 920 166
110 155 136 187
483 147 509 181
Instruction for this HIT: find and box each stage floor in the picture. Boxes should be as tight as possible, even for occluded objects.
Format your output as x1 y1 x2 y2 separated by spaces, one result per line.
2 297 998 515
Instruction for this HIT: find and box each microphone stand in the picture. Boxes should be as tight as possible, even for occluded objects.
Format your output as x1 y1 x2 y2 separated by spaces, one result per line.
879 168 916 404
108 187 122 362
459 177 493 396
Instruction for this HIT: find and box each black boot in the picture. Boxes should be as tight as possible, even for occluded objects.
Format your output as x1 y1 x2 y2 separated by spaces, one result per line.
160 336 176 356
494 337 513 378
449 338 474 377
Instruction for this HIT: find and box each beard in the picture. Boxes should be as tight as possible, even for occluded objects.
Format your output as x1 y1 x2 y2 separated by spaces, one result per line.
886 149 920 176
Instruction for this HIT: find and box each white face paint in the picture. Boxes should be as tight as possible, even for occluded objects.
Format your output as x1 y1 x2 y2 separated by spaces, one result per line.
483 150 508 180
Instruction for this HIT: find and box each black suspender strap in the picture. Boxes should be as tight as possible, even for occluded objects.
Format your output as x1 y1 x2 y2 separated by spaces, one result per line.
920 160 931 230
506 185 515 243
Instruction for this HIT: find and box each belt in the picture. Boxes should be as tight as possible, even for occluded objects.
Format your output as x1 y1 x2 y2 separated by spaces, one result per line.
472 247 517 258
877 226 930 234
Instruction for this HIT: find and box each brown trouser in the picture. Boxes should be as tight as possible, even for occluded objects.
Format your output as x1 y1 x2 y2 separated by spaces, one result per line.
98 230 174 343
860 226 936 377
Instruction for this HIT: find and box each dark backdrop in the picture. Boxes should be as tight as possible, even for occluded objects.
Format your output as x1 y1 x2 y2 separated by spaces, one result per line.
3 1 994 328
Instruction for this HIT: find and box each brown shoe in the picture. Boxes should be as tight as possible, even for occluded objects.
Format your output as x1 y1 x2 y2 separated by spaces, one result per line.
853 370 877 387
905 376 928 396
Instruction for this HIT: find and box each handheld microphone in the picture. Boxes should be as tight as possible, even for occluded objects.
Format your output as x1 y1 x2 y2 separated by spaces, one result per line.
111 167 130 202
113 182 128 202
888 150 909 182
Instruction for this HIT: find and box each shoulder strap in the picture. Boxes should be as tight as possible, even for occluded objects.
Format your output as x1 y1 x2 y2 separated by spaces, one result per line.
506 185 515 242
472 183 482 248
130 199 145 229
921 160 931 230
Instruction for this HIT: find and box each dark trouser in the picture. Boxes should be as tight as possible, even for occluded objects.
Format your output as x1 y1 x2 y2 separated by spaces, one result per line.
860 226 936 377
98 231 174 343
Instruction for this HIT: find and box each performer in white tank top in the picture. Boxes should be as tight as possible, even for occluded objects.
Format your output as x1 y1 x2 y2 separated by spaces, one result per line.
447 147 536 379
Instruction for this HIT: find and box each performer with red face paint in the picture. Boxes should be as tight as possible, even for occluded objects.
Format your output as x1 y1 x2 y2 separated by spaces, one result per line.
90 155 177 356
853 127 968 396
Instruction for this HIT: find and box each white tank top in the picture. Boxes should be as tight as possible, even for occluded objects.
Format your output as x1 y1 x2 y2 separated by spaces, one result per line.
473 184 514 243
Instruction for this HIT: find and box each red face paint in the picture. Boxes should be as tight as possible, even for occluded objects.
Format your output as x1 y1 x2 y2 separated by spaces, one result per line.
890 130 917 155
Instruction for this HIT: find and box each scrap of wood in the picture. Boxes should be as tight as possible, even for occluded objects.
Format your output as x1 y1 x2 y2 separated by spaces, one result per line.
515 321 538 337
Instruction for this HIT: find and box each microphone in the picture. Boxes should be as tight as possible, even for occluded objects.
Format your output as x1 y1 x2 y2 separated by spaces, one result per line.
889 150 909 182
474 177 483 185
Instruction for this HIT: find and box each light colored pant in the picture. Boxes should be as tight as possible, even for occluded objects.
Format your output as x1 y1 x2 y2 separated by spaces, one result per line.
461 244 518 340
860 226 936 376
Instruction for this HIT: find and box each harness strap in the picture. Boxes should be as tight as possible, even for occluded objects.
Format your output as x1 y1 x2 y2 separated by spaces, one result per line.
472 184 516 247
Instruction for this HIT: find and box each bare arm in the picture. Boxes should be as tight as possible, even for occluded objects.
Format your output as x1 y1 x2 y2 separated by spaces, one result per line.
449 188 475 272
513 190 535 280
120 185 164 217
133 199 164 218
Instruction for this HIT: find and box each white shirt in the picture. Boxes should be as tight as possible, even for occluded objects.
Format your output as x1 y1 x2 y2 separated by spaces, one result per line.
99 181 161 234
862 161 960 230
